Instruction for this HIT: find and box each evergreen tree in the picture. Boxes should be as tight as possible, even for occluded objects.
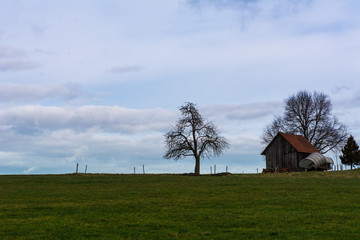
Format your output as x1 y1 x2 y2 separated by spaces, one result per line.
340 135 360 170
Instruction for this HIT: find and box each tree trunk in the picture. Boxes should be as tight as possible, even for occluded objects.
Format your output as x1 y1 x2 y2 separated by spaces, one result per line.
194 156 200 175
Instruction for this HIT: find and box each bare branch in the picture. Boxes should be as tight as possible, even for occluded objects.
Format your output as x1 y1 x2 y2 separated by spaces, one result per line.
261 90 348 153
164 102 230 175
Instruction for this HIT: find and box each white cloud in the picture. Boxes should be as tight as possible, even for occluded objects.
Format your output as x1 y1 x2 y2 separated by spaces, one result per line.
0 46 40 71
0 151 23 165
0 46 26 58
0 105 176 135
24 166 36 173
186 0 312 20
0 83 83 102
202 102 282 122
0 127 167 174
110 65 145 74
0 60 40 71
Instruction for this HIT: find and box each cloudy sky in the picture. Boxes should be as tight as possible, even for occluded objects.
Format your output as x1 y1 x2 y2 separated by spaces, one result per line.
1 0 360 174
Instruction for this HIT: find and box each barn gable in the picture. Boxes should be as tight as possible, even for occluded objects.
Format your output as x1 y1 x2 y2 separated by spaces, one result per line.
261 132 319 172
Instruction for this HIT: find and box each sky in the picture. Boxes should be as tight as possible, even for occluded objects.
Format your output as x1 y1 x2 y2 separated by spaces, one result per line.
0 0 360 174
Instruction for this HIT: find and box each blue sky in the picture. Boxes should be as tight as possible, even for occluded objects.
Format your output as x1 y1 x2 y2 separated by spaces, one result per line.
0 0 360 174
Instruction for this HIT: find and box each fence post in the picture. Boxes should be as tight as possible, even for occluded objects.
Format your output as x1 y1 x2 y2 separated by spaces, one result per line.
76 163 79 174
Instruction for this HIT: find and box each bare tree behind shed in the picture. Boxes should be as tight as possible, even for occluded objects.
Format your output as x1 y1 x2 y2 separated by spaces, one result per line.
164 102 229 175
262 90 348 153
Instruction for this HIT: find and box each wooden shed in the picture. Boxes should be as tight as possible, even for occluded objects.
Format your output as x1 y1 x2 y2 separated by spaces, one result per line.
261 132 318 172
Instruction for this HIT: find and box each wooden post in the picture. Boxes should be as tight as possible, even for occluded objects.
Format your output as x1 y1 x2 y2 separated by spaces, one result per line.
257 168 258 174
76 163 78 174
143 165 145 174
85 165 87 174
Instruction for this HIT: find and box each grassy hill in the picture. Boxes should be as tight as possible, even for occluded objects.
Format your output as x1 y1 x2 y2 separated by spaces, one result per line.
1 171 360 239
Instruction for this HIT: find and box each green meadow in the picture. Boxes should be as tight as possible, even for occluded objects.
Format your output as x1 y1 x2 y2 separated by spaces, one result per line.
1 171 360 239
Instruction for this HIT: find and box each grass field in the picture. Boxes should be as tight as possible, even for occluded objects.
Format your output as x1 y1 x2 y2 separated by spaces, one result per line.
1 171 360 239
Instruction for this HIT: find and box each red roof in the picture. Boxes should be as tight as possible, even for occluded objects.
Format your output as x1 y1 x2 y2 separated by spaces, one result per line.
261 132 318 155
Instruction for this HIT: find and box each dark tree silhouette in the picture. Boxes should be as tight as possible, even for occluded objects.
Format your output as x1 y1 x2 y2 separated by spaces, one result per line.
340 135 360 170
164 102 229 175
262 90 348 153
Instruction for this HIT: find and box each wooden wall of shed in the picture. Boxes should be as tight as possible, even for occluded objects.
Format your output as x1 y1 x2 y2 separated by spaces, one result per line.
265 135 287 170
265 135 309 171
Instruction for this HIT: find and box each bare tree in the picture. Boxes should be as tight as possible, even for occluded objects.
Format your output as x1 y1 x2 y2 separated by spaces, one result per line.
164 102 229 175
262 90 348 153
